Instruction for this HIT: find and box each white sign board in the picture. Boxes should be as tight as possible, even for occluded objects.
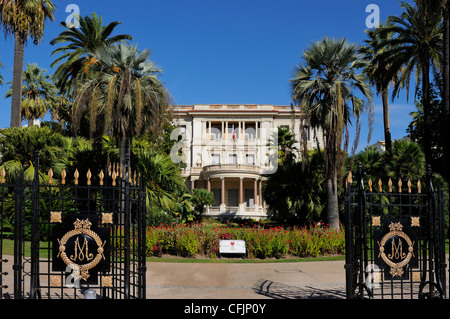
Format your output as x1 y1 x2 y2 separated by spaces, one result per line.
219 240 246 255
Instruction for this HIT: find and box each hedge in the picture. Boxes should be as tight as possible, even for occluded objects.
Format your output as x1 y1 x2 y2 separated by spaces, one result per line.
145 222 345 259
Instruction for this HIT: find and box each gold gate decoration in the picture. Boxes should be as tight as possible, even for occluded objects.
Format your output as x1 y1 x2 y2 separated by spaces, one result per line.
52 214 110 284
56 218 107 281
377 221 416 278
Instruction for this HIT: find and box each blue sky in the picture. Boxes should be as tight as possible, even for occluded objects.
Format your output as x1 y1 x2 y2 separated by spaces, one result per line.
0 0 417 152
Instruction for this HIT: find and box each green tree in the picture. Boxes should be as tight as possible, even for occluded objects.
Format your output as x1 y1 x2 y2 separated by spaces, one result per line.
73 43 172 167
0 0 56 127
0 126 66 181
352 139 426 184
5 63 57 126
353 146 385 182
384 139 426 185
270 126 298 166
263 150 325 225
50 12 132 95
290 36 372 230
136 150 186 213
375 0 443 167
190 188 215 219
360 22 400 153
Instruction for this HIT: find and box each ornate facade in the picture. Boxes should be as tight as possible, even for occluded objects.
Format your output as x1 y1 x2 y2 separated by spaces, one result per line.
172 104 323 219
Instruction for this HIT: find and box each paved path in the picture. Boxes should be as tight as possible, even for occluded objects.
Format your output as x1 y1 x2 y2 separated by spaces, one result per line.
1 256 346 299
146 260 346 299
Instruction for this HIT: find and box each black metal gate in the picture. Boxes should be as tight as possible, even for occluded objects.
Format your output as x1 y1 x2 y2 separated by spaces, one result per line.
345 165 448 299
0 155 146 299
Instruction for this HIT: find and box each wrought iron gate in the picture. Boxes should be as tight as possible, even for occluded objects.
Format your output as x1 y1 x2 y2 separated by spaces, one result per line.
0 155 146 299
344 165 448 299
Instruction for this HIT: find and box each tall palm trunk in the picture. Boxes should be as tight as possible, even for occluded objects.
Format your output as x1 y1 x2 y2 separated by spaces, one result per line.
120 133 131 170
326 173 340 231
10 34 25 128
381 88 392 153
421 59 432 167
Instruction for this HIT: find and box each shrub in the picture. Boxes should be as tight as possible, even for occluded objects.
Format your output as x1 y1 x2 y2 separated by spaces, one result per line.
144 222 345 259
173 229 199 257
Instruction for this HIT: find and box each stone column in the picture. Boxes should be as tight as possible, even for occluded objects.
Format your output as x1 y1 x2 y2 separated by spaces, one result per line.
208 121 211 140
207 178 211 192
259 179 262 205
251 178 256 207
239 177 244 215
221 177 225 205
221 121 224 139
220 177 226 214
239 177 244 205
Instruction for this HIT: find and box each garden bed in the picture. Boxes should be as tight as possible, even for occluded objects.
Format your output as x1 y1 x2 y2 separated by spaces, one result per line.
145 221 345 260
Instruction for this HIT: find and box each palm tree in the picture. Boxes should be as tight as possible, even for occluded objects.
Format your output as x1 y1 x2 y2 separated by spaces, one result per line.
0 126 65 181
269 126 298 165
0 0 56 128
50 12 132 96
360 23 400 153
375 1 443 167
353 146 384 181
73 43 172 167
136 150 186 212
5 63 57 126
385 139 425 182
290 36 373 230
190 188 215 218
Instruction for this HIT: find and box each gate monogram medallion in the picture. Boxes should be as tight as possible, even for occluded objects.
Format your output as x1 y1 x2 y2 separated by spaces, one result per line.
52 214 110 284
374 219 418 280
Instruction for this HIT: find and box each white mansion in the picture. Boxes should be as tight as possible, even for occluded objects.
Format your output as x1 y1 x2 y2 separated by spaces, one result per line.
172 104 323 219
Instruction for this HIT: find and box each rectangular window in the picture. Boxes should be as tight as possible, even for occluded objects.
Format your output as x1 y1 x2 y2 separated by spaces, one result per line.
245 189 255 207
229 154 237 164
304 126 310 141
211 125 222 140
246 154 255 165
211 154 221 165
245 126 256 139
228 189 239 206
211 189 221 206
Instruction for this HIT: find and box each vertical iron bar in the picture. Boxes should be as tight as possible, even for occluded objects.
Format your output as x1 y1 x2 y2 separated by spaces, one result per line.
13 173 24 299
357 164 369 298
124 156 130 299
138 177 147 299
30 151 41 299
344 177 354 298
0 179 6 298
438 188 447 298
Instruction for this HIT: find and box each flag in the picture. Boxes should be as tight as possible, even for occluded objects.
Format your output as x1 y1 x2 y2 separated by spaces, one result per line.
232 124 235 140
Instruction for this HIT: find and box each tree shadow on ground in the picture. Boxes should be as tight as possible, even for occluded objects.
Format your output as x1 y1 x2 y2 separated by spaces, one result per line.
253 279 346 299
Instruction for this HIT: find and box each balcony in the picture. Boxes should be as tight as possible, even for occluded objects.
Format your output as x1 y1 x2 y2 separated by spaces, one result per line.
201 164 261 178
205 205 264 219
